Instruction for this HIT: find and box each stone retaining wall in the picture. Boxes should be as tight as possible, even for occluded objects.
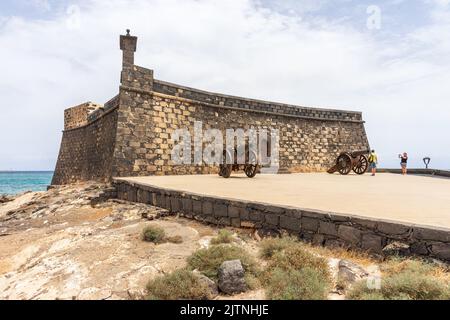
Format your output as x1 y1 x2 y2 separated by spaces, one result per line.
114 179 450 262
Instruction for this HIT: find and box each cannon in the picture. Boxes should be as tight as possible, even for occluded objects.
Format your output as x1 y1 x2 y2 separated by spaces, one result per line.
219 147 259 178
327 150 370 175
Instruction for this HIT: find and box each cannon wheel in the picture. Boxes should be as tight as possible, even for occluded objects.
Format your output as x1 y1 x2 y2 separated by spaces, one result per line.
353 155 368 175
244 164 258 178
244 149 258 178
219 149 233 178
219 164 232 178
337 154 352 175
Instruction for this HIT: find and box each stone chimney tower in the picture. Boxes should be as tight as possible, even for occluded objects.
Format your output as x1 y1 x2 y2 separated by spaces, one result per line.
120 29 137 69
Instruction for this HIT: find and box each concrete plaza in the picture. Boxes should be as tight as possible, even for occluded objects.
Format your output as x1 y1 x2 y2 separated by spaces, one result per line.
119 173 450 229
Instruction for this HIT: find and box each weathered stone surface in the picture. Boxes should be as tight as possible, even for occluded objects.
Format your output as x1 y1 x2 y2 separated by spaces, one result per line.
338 225 361 245
213 203 228 217
312 234 325 246
265 214 279 226
240 221 256 228
286 208 302 219
430 243 450 260
382 241 410 257
301 211 328 221
231 218 241 228
377 221 411 235
217 217 231 226
0 195 13 203
0 183 219 300
181 198 193 214
192 200 202 214
324 239 346 249
337 260 368 285
413 227 450 243
319 221 338 236
265 205 285 215
280 216 300 231
218 260 248 295
249 210 263 222
239 208 250 220
361 233 384 252
193 271 219 298
202 201 213 215
170 198 180 212
78 287 112 300
410 242 429 255
328 213 350 222
351 217 377 229
228 206 242 218
156 194 166 208
301 217 319 232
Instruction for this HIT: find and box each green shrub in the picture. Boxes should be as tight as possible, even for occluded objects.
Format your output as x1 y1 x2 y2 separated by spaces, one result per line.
210 229 234 245
348 260 450 300
146 269 213 300
266 267 330 300
187 244 259 281
267 245 331 280
259 236 298 259
260 240 332 300
141 226 166 244
166 235 183 244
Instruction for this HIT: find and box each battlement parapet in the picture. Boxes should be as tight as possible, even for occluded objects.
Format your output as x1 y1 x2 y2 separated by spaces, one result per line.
64 102 103 130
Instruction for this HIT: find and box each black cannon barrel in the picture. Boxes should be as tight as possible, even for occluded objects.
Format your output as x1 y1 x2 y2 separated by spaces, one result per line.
350 149 370 158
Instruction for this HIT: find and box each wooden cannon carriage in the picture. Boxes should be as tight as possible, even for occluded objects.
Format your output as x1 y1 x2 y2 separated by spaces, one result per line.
218 147 259 179
327 150 370 175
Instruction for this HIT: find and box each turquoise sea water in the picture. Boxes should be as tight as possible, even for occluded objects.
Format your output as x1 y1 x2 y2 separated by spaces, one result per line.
0 171 54 195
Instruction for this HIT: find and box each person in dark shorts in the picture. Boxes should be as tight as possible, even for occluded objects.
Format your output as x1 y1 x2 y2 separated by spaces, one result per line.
399 152 408 175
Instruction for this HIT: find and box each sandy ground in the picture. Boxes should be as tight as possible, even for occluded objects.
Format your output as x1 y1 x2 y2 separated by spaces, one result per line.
117 173 450 229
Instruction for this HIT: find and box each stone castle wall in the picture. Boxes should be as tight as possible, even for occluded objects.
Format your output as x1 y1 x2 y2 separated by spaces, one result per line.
113 83 368 177
52 101 119 185
53 33 370 184
64 102 101 130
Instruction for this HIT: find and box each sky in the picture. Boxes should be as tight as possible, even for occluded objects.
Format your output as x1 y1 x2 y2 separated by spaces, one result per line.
0 0 449 170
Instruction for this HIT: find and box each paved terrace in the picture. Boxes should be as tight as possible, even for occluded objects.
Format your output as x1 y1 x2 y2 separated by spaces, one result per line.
117 173 450 229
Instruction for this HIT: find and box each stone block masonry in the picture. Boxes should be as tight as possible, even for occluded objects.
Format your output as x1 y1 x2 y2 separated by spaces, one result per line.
52 32 369 184
114 179 450 262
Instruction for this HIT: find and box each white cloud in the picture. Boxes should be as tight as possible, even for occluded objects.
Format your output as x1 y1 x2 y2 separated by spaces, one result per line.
0 0 449 170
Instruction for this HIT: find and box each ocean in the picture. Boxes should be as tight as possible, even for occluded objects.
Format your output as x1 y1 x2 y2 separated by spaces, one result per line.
0 171 54 195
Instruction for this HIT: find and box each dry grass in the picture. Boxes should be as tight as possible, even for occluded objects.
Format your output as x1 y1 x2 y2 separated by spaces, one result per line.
381 258 450 282
210 229 234 245
141 226 183 244
141 225 166 244
299 242 377 267
258 237 332 300
166 235 183 244
348 258 450 300
259 236 298 259
266 267 331 300
187 244 260 287
145 269 213 300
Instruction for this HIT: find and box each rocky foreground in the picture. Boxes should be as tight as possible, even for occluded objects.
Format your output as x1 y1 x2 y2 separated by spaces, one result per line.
0 184 448 300
0 183 211 299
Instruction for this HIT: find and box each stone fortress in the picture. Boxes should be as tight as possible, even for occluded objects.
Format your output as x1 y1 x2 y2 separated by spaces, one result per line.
51 32 450 262
52 31 369 185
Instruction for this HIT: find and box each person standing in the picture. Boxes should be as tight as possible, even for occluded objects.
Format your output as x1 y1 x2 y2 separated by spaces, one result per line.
399 152 408 175
368 150 378 176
